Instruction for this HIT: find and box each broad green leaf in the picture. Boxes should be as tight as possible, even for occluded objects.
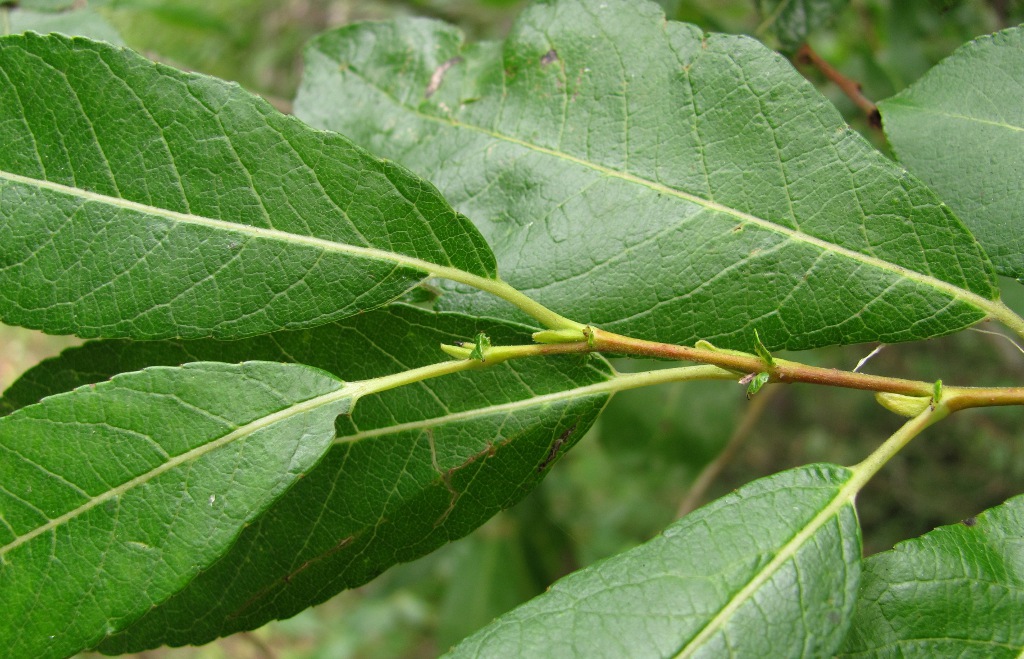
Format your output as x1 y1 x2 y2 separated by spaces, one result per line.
1 7 123 44
0 33 496 340
447 464 861 658
5 305 614 651
756 0 848 50
840 494 1024 658
295 0 998 352
879 27 1024 280
0 361 352 658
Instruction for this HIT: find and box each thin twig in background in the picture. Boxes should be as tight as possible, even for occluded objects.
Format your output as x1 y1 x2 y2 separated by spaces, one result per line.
239 631 276 659
677 386 780 517
794 43 881 128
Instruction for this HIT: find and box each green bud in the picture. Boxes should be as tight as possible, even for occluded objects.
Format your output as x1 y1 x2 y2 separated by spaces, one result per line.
533 328 588 344
875 392 931 417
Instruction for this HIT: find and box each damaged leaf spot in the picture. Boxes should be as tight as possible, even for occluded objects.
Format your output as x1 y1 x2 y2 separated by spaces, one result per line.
537 424 576 472
425 56 463 98
541 49 559 66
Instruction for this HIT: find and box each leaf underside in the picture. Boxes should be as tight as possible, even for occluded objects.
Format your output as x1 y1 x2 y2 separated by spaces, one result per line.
0 33 495 340
296 0 997 352
448 464 861 658
0 304 614 651
879 26 1024 280
841 494 1024 658
0 361 350 658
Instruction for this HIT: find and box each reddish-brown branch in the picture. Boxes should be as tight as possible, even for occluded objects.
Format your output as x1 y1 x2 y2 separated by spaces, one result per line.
589 328 934 397
795 43 881 128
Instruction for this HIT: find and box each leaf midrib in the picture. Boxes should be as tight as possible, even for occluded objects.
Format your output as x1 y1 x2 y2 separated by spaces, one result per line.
0 169 494 290
341 66 998 314
336 377 614 444
883 100 1024 134
0 381 355 558
674 470 857 657
335 364 733 445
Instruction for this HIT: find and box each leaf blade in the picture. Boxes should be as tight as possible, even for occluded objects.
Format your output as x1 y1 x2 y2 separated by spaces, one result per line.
0 361 352 658
879 26 1024 279
840 495 1024 658
446 464 861 658
0 305 617 650
0 33 496 339
295 0 998 351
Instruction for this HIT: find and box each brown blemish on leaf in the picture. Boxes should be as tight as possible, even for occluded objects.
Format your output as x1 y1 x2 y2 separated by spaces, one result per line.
227 534 355 619
541 49 559 66
431 427 504 527
962 516 978 527
537 424 576 472
425 56 463 98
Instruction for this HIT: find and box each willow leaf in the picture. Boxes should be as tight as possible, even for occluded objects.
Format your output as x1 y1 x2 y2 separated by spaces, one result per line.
879 26 1024 280
0 305 615 650
0 33 497 340
0 361 353 658
840 495 1024 658
295 0 999 352
447 464 860 658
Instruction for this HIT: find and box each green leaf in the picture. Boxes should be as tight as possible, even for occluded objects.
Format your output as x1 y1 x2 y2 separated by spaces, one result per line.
294 0 997 352
879 26 1024 280
0 361 352 658
756 0 849 50
840 495 1024 658
447 464 861 658
753 328 775 367
469 331 491 361
3 305 614 650
0 33 496 340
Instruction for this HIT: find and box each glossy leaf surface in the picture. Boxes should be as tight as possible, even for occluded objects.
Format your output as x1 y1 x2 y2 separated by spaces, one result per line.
448 464 861 658
0 305 615 650
841 494 1024 658
295 0 996 352
880 26 1024 279
0 33 495 340
0 361 352 658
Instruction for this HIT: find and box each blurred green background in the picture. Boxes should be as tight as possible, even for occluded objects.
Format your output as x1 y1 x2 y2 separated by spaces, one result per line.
2 0 1023 656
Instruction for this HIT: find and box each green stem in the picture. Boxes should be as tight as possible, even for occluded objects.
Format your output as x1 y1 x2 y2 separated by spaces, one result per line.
588 327 1024 405
984 299 1024 345
349 356 485 399
850 404 949 484
942 384 1024 411
334 364 735 446
448 276 585 332
437 330 1024 408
